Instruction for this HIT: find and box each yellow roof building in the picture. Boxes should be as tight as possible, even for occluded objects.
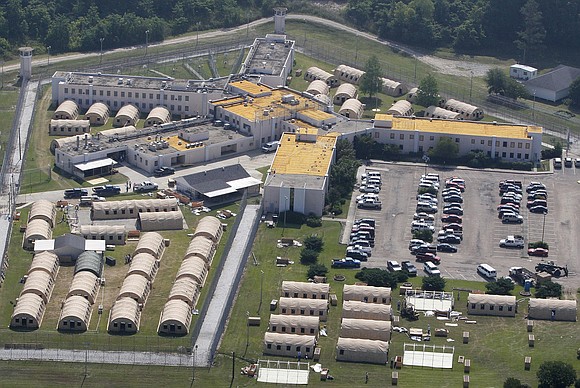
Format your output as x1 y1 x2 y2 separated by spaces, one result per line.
271 131 337 176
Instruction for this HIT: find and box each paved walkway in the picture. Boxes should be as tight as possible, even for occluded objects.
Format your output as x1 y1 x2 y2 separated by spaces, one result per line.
193 204 261 367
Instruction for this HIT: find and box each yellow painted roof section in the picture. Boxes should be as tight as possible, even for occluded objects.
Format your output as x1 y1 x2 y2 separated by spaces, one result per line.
271 133 337 176
296 127 318 135
300 109 335 121
292 119 317 130
229 80 269 96
375 114 542 139
165 135 203 151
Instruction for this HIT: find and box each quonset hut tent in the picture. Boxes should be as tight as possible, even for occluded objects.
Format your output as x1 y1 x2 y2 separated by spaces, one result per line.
528 298 577 322
108 297 141 333
340 318 392 341
386 100 414 116
167 277 200 306
306 80 330 96
304 67 339 87
268 314 319 336
342 301 392 321
193 216 223 243
279 297 328 321
281 281 329 300
145 106 171 126
336 337 389 364
139 210 183 231
114 104 140 127
126 252 160 281
343 284 391 304
28 200 57 228
184 235 216 264
53 100 79 120
85 102 110 125
333 83 358 105
57 295 93 332
382 78 408 97
74 251 104 277
134 232 166 260
157 299 192 335
442 99 483 120
424 106 460 120
334 65 365 85
338 99 364 119
91 199 178 220
263 332 317 358
79 225 126 245
10 293 46 329
23 219 52 250
21 269 55 304
118 274 151 304
29 251 59 278
66 271 100 304
49 119 90 136
176 256 208 284
467 294 516 317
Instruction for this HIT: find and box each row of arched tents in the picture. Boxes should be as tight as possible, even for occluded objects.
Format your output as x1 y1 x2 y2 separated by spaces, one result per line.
157 216 224 335
23 200 56 251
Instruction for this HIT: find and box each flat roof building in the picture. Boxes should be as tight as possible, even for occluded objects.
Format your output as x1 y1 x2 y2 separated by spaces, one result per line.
342 301 392 321
263 332 317 358
467 294 516 317
343 284 391 304
139 210 184 231
239 34 295 88
281 281 329 300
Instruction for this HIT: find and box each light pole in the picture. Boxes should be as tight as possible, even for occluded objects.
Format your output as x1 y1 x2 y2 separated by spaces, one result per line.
99 37 104 64
46 46 51 65
469 71 474 102
258 270 264 313
192 344 198 382
283 196 288 228
1 60 3 89
532 91 536 120
422 154 430 176
196 23 200 49
245 311 250 354
145 30 150 56
541 211 547 243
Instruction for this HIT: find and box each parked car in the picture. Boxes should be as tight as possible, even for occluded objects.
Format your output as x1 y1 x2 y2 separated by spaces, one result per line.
441 214 462 224
415 252 441 265
443 195 463 203
413 212 435 221
443 207 463 215
527 247 549 257
93 185 121 197
499 180 522 188
401 261 417 276
443 202 463 210
445 223 463 231
499 236 525 248
344 249 369 261
445 182 465 192
387 260 402 272
502 213 524 224
359 185 380 194
153 167 176 177
575 158 580 168
498 209 519 219
416 192 437 200
437 234 461 244
411 244 437 255
436 243 458 253
526 182 546 192
417 195 438 204
332 258 361 268
497 205 520 213
529 205 548 214
408 239 426 250
442 188 462 196
527 199 547 208
564 157 573 167
356 193 379 201
64 188 88 199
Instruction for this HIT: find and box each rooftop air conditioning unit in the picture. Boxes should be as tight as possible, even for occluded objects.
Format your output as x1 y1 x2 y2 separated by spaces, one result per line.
118 78 123 84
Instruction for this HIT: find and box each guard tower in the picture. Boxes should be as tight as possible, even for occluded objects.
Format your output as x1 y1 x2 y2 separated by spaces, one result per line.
19 47 33 80
274 7 288 34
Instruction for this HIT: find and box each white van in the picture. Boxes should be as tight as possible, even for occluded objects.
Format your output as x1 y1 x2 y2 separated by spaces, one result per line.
553 158 562 169
424 261 441 276
362 170 381 180
261 141 280 153
477 264 497 280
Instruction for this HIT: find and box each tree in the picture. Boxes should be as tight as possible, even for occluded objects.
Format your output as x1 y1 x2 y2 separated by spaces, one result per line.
299 248 319 265
359 55 383 100
485 68 508 95
416 74 439 107
412 229 433 243
505 78 529 99
486 278 515 295
429 137 459 161
569 77 580 106
304 235 324 252
355 268 398 288
537 361 576 388
534 282 563 298
422 276 446 291
514 0 546 62
307 263 328 279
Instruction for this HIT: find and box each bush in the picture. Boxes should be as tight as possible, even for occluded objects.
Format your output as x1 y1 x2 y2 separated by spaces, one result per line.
300 248 319 265
413 229 433 243
304 235 324 252
528 241 549 249
307 263 328 279
534 282 562 298
417 186 438 196
279 211 306 226
306 215 322 228
537 361 576 388
422 276 446 291
486 278 515 295
355 268 398 288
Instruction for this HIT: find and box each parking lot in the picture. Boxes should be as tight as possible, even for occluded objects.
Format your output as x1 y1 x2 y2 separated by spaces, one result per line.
345 162 580 290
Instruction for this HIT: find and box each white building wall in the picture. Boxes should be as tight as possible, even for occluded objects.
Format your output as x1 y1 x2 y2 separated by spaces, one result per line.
293 188 306 214
279 187 291 212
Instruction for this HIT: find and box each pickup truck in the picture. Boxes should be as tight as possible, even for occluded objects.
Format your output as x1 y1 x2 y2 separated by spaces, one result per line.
499 235 524 248
357 200 382 210
92 185 121 197
331 257 361 269
134 181 159 192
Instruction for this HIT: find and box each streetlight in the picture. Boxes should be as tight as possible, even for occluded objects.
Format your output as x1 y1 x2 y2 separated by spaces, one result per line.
283 196 288 228
99 37 104 64
541 211 547 243
258 270 264 313
245 311 250 353
46 46 51 65
422 154 430 176
532 91 536 120
145 30 150 56
1 60 3 89
469 70 474 102
192 344 198 382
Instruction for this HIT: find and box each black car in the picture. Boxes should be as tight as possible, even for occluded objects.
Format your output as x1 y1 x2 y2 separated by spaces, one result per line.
437 234 461 244
529 205 548 214
437 243 458 253
93 185 121 197
401 261 417 276
64 188 88 199
154 167 176 177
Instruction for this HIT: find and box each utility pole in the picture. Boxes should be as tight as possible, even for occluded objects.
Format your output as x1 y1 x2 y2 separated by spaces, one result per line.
258 270 264 313
145 30 150 56
46 46 51 65
99 37 104 64
469 71 474 102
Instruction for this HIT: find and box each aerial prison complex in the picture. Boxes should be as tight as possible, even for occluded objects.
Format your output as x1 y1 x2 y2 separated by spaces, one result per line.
47 30 542 217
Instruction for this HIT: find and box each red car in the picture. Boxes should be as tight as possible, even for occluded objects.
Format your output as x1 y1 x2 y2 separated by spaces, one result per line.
415 252 441 264
441 214 463 224
528 248 549 257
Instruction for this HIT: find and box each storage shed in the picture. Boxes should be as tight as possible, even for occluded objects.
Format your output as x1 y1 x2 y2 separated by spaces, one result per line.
339 99 364 119
333 83 358 105
85 102 110 125
29 251 59 278
386 100 414 116
21 269 55 304
342 301 392 321
268 314 319 336
139 210 183 231
74 251 104 277
528 298 577 322
467 294 516 317
28 200 56 228
145 106 171 126
66 271 100 304
91 199 178 220
304 67 339 87
184 235 216 264
134 232 166 260
343 285 391 304
263 332 317 358
306 80 330 96
279 297 328 321
336 337 389 364
118 274 151 304
49 119 90 136
193 216 223 243
168 277 201 306
58 295 93 332
114 104 140 127
54 100 79 120
108 297 141 333
334 64 365 85
340 318 392 341
281 281 330 300
176 256 208 285
442 99 483 120
424 106 460 120
382 78 408 97
23 219 52 251
79 224 127 245
157 299 192 335
10 293 46 330
127 252 160 281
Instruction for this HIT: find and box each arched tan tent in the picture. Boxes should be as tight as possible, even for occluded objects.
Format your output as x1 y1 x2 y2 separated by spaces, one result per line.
58 295 93 332
54 100 79 120
281 281 329 300
139 210 183 231
176 256 208 285
467 294 516 317
23 219 52 250
386 100 414 116
443 99 484 120
334 65 365 85
114 104 139 127
336 337 389 364
10 293 46 329
134 232 165 259
157 299 192 335
108 297 141 333
343 285 391 304
28 200 56 228
67 271 100 304
127 252 160 281
85 102 110 125
406 87 419 103
342 301 392 321
424 106 460 120
381 78 408 97
49 119 90 136
118 274 151 304
306 80 330 96
268 314 319 336
193 216 223 242
263 332 316 358
528 298 577 322
146 106 171 126
333 83 358 105
21 270 55 304
340 318 391 341
304 67 339 87
29 251 59 278
339 99 364 119
184 235 216 264
168 277 201 306
79 224 126 245
279 297 328 321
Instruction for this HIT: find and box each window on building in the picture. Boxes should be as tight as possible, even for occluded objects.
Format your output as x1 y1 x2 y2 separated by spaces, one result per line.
390 133 395 139
339 349 344 355
64 88 69 93
471 304 476 309
374 132 379 139
499 305 504 311
286 346 291 351
503 141 508 147
480 304 485 310
430 136 435 141
455 138 460 143
399 144 403 150
525 154 529 159
518 142 522 148
517 153 521 158
490 305 495 310
121 92 125 97
106 91 111 96
510 142 515 148
400 134 404 140
525 143 530 149
276 345 281 350
471 139 475 144
114 91 118 97
419 135 424 141
502 152 506 157
508 306 513 311
410 134 414 139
